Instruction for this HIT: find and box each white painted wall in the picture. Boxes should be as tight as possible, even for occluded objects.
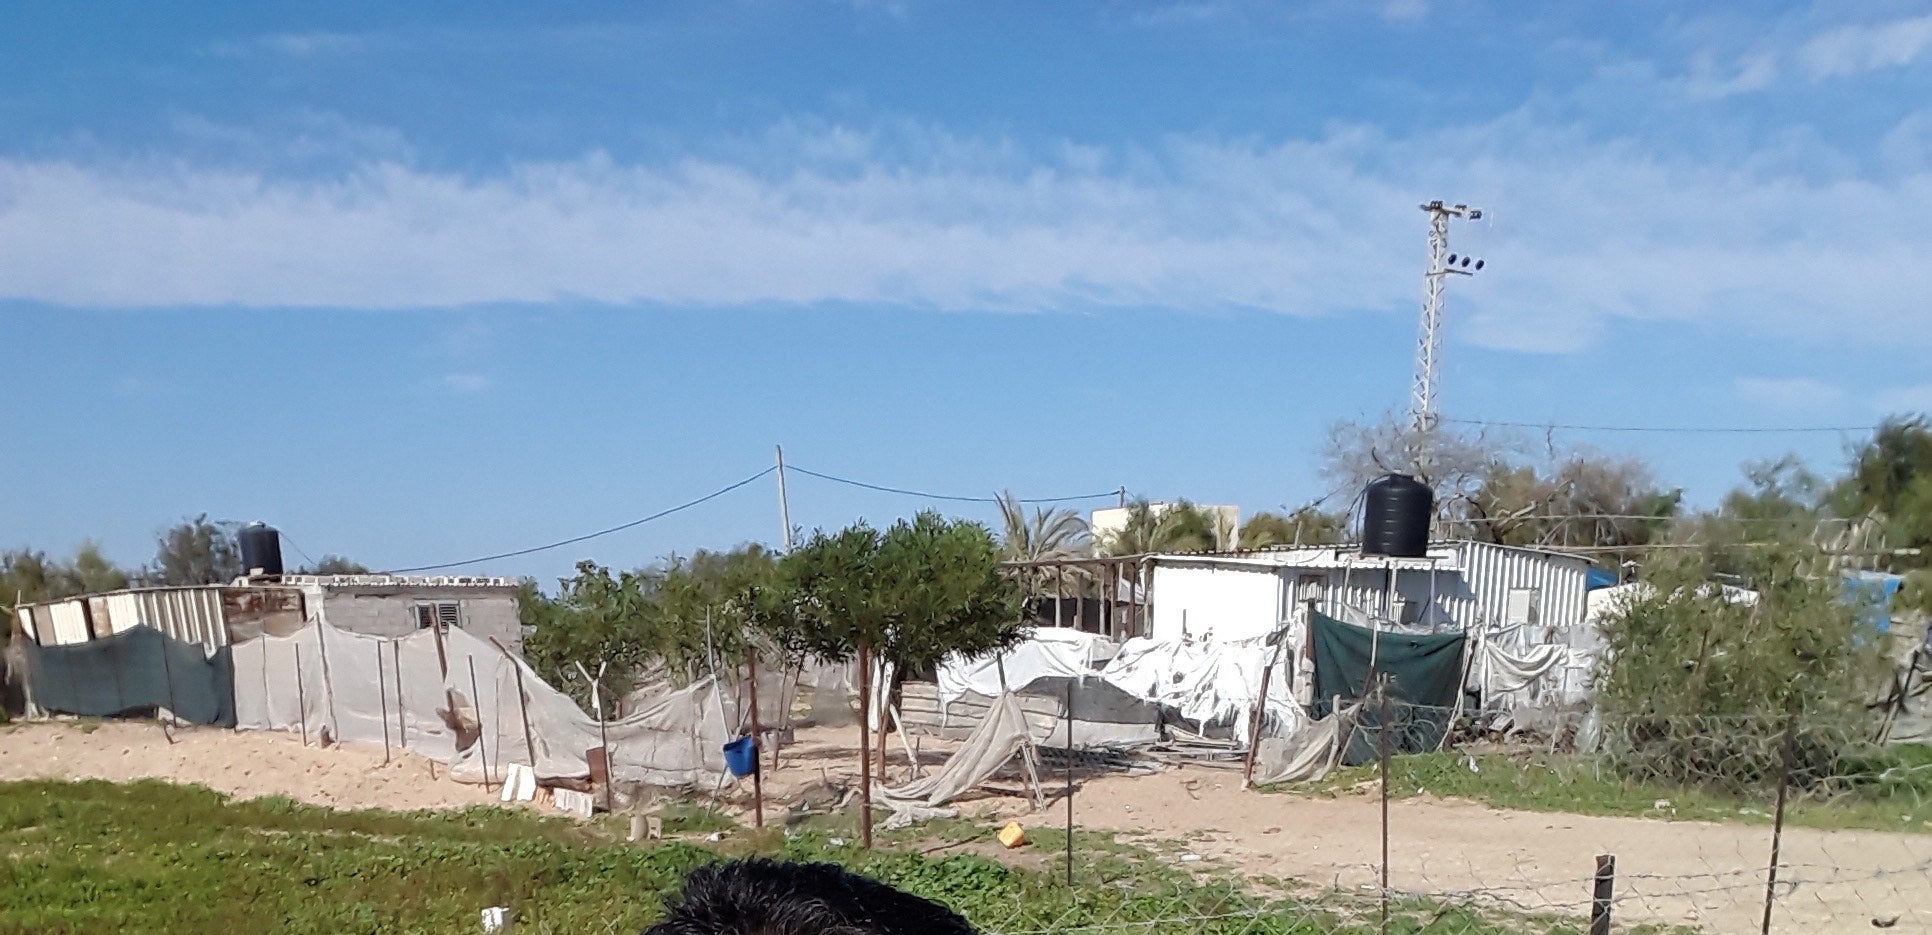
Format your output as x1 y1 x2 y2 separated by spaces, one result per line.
1150 564 1282 642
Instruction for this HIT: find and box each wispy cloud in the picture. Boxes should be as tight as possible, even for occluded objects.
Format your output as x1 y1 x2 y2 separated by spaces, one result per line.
1800 13 1932 80
1735 376 1845 412
206 30 384 60
441 372 490 394
3 117 1930 355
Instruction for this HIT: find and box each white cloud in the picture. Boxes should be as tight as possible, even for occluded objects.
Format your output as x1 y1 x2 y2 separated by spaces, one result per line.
1735 377 1846 412
1800 14 1932 80
3 119 1932 355
441 372 490 394
207 31 382 59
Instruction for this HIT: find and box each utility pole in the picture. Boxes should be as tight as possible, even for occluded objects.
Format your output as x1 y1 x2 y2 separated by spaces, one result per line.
1411 200 1484 479
774 445 794 551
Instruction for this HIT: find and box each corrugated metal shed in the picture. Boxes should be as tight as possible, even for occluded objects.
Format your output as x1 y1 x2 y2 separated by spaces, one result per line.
1148 541 1593 645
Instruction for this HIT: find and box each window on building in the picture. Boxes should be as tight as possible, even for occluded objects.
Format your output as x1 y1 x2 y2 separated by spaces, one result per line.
411 601 462 632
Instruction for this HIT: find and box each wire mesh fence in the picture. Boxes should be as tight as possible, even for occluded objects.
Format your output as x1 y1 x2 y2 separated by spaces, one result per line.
949 699 1932 935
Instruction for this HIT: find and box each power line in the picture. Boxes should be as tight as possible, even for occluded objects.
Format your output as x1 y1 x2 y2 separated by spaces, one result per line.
1442 417 1877 435
382 467 777 574
788 465 1119 504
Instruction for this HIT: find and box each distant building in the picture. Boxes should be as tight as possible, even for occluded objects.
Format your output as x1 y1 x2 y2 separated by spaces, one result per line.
12 574 523 656
1145 540 1593 645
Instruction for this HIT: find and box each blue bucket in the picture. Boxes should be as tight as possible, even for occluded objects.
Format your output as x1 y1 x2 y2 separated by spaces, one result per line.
722 736 759 778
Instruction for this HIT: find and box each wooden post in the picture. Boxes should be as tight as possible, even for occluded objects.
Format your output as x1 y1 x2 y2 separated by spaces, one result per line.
509 655 538 770
1243 651 1277 787
746 648 764 829
377 642 391 764
858 641 874 849
467 657 492 794
1590 854 1615 935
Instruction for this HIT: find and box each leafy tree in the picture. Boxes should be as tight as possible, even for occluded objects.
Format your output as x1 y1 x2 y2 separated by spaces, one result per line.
1596 541 1889 791
778 512 1025 845
1832 415 1932 572
299 555 372 575
51 542 131 596
1239 507 1346 549
143 515 243 586
520 562 661 713
1463 452 1680 562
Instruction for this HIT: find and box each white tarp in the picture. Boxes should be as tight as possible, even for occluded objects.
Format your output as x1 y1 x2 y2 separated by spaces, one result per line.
1100 635 1303 743
231 619 732 788
1249 702 1359 785
936 628 1112 704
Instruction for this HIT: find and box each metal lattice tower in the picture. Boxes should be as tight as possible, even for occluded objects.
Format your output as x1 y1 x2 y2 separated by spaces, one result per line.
1410 199 1483 476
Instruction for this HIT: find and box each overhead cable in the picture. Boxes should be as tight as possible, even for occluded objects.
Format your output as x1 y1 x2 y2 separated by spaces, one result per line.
382 467 776 574
1441 417 1877 434
787 465 1119 504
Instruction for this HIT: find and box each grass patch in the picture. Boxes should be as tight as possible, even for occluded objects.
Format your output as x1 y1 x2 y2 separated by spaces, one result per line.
0 779 1655 935
1276 747 1932 833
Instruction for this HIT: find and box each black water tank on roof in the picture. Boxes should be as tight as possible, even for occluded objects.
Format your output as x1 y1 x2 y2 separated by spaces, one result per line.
1362 474 1432 558
239 522 284 577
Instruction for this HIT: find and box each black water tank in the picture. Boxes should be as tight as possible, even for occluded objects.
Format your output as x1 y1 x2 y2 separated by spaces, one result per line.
239 522 284 577
1362 474 1432 558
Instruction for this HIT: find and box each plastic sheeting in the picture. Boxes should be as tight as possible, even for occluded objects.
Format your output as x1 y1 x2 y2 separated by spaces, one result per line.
1100 635 1303 743
935 628 1111 704
21 626 236 726
878 691 1036 827
231 619 732 788
1250 703 1360 785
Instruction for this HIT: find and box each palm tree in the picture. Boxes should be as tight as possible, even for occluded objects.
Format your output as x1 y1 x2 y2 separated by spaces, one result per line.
996 491 1093 593
1098 499 1219 555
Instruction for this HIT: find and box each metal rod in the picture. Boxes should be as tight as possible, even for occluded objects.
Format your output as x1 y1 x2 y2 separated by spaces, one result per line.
747 647 763 828
1761 714 1799 935
596 670 611 814
1065 678 1074 888
1243 648 1276 787
1379 681 1391 935
294 644 308 746
393 641 407 750
1590 854 1615 935
467 657 492 794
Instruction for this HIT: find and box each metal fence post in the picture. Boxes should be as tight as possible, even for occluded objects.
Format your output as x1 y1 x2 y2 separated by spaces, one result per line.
1379 682 1392 935
1591 854 1616 935
1761 713 1800 935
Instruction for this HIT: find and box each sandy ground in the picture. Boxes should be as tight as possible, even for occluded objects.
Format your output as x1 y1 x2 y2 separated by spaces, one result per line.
3 719 1926 933
760 725 1932 934
0 720 498 811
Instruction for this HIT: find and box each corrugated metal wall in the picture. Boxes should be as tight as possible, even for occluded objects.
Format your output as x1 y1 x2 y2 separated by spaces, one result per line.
104 588 229 649
1175 542 1593 641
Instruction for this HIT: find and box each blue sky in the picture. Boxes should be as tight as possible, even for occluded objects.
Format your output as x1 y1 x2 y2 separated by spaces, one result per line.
5 1 1931 583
